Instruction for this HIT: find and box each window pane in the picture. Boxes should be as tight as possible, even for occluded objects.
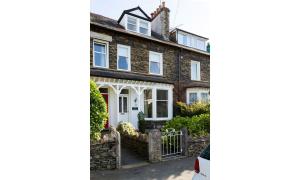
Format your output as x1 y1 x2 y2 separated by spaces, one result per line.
144 89 152 100
119 97 122 113
140 27 148 34
150 53 160 62
150 61 160 74
123 97 128 113
189 93 198 104
144 89 152 118
157 101 168 118
118 56 128 70
144 101 152 118
183 35 187 45
191 63 198 80
157 90 168 100
120 89 129 94
128 17 137 25
140 21 148 28
127 24 136 31
94 43 105 53
99 88 108 94
118 47 128 57
201 93 209 102
94 52 106 67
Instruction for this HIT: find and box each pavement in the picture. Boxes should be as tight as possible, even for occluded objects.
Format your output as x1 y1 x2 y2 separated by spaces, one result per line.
90 156 196 180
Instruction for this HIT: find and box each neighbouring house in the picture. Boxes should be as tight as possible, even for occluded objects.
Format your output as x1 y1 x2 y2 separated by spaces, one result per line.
90 2 210 129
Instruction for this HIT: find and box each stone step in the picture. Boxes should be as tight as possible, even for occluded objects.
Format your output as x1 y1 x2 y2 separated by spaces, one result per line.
161 155 187 161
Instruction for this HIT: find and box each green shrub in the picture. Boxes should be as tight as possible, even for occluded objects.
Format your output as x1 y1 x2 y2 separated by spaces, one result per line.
117 122 137 136
163 114 210 137
176 101 210 117
138 111 146 133
90 80 108 141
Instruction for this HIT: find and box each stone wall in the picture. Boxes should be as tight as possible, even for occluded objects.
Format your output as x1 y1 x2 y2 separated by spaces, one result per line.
187 136 210 157
90 127 121 170
90 25 210 105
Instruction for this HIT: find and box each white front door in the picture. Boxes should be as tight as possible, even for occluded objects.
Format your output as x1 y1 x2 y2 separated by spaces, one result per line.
119 94 129 122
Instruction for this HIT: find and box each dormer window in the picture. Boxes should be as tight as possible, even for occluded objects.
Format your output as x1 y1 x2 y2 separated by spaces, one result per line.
176 29 208 52
125 15 150 35
118 6 152 36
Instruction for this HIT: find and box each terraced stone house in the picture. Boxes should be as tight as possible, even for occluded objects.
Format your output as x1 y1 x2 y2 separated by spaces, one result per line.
90 2 210 129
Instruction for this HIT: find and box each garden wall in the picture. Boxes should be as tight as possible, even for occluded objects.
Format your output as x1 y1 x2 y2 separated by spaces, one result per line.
90 127 121 170
187 136 210 157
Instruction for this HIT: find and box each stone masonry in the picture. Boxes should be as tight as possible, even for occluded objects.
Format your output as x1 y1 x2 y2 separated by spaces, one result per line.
148 129 162 162
90 127 121 170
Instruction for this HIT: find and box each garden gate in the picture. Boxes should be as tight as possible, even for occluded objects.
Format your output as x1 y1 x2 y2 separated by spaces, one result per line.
161 128 183 158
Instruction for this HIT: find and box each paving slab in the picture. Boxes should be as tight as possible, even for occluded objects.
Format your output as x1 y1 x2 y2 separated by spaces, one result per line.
91 156 195 180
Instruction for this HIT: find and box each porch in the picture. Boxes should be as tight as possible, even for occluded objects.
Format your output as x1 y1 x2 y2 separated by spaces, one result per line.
91 77 174 129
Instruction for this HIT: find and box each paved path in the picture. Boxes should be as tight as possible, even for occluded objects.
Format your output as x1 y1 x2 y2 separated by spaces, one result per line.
91 157 195 180
121 147 147 166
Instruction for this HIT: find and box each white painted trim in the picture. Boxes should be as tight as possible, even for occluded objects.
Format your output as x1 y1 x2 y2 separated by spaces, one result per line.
149 51 163 76
125 14 151 36
186 88 210 104
117 44 131 71
93 39 109 69
191 60 201 81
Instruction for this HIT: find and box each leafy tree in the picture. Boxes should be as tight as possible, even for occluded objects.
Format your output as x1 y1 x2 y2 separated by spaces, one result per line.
90 80 108 141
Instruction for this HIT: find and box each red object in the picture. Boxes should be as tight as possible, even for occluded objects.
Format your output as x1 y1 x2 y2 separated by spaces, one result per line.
194 158 200 173
101 94 109 128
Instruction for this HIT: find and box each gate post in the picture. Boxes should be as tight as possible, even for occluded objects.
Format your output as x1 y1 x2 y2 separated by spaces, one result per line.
148 129 162 162
181 127 188 156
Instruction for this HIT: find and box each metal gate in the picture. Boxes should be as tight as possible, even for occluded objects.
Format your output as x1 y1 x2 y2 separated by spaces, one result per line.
161 128 183 158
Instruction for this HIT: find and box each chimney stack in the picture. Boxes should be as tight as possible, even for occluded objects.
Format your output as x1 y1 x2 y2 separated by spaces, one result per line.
151 1 170 40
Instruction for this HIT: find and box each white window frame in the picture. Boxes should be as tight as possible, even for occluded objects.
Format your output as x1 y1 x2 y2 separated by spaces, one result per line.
144 87 172 121
191 60 201 81
93 39 109 68
117 44 131 71
125 15 151 36
139 19 149 35
126 15 138 32
156 89 169 118
186 88 210 104
149 51 163 76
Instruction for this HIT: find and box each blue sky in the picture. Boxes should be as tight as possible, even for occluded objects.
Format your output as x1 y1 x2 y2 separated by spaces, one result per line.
90 0 210 38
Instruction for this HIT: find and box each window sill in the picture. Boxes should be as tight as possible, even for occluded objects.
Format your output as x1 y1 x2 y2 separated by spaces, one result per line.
92 65 109 69
149 72 163 77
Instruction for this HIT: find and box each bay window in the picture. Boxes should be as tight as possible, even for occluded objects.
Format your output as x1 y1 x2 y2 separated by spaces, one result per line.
117 44 131 71
149 51 163 75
